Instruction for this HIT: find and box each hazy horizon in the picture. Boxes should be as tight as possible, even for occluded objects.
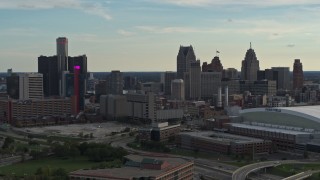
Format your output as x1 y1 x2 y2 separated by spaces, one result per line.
1 0 320 72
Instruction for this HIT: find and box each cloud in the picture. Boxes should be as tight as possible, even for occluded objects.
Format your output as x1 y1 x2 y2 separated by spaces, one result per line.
135 26 224 34
117 30 135 36
147 0 320 7
0 28 41 37
0 0 112 20
287 44 295 47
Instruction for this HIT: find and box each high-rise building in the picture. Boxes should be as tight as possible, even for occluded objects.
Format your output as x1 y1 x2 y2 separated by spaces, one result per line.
126 92 156 123
201 72 221 99
6 75 19 99
293 59 304 90
177 45 196 79
7 73 43 100
106 70 123 95
184 61 201 100
124 76 137 90
68 55 87 75
202 56 223 73
271 67 290 91
57 37 69 96
38 55 59 97
171 79 185 101
64 70 86 111
241 43 260 81
68 55 88 93
56 37 68 73
161 71 176 95
240 80 276 96
222 68 238 79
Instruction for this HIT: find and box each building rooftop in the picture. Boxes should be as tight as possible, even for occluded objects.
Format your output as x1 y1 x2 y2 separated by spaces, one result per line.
241 106 320 122
69 154 192 179
229 123 312 135
179 131 266 145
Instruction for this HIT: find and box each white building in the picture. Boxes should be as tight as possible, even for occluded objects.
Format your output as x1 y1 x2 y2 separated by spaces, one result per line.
100 95 128 119
126 92 156 122
18 73 43 100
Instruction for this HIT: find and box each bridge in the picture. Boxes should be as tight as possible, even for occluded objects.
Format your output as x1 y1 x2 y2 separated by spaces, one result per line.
282 170 320 180
232 160 317 180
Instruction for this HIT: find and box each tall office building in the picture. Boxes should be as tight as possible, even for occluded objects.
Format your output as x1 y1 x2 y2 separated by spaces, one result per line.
38 55 59 97
271 67 290 90
202 56 223 73
293 59 304 90
68 55 87 75
124 76 137 90
161 71 176 95
184 61 201 100
222 68 238 79
7 73 43 100
106 71 123 95
241 43 260 81
201 72 222 99
57 37 68 72
68 55 88 94
257 69 277 81
171 79 185 101
177 45 196 79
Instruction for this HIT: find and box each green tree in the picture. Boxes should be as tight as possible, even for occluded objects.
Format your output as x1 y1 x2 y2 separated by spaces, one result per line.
52 168 68 179
2 137 14 149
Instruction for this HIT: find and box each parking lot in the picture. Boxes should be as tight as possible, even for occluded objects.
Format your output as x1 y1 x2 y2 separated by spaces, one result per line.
19 122 138 139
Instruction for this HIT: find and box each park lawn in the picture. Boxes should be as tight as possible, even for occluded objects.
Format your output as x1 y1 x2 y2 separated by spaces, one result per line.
0 156 100 177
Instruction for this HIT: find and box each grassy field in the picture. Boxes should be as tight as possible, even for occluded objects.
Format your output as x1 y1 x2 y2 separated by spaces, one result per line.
0 156 100 177
267 164 320 178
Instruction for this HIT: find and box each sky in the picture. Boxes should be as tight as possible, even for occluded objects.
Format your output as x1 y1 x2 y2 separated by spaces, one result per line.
1 0 320 72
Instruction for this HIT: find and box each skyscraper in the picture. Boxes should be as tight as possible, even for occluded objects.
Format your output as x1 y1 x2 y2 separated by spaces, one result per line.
293 59 304 90
68 55 88 93
177 45 196 79
68 55 87 75
38 55 59 97
184 60 201 100
106 71 123 95
171 79 185 101
241 43 260 81
202 56 223 73
271 67 290 90
161 71 176 95
56 37 68 72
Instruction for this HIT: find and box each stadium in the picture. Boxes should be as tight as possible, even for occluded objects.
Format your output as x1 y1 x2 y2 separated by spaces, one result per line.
239 106 320 131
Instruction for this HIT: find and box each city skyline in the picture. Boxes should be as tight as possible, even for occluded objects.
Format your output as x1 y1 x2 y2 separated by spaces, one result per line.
1 0 320 72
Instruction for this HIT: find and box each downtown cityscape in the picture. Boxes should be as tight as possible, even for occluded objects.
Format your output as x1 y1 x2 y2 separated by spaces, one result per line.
1 1 320 180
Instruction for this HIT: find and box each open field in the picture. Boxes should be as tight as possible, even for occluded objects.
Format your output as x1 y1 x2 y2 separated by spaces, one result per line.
17 122 138 139
0 156 100 177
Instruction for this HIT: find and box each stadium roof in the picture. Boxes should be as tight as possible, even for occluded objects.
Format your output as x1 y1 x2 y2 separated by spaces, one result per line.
241 106 320 124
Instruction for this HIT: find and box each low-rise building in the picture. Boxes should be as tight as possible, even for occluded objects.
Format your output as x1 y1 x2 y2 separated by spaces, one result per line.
0 98 72 126
176 131 271 155
69 154 194 180
227 122 320 151
139 122 181 142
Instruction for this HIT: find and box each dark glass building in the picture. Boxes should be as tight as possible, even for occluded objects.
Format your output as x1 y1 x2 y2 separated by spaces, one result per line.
38 56 59 97
6 75 19 99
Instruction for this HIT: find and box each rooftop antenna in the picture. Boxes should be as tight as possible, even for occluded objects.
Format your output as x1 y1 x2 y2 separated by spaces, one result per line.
250 42 252 49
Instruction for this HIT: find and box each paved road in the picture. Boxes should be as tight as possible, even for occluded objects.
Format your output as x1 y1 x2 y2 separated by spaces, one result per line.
232 160 297 180
282 170 320 180
232 160 318 180
111 137 237 179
